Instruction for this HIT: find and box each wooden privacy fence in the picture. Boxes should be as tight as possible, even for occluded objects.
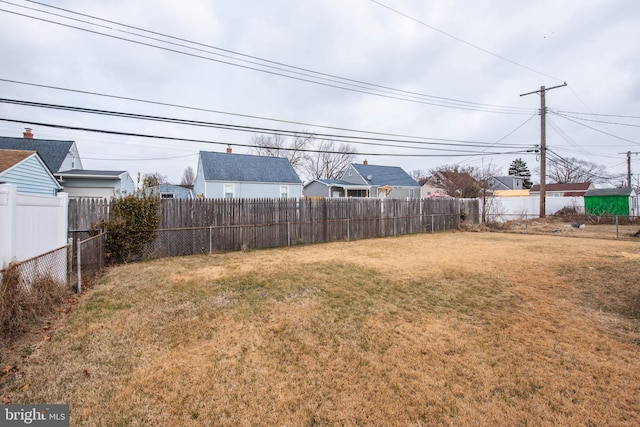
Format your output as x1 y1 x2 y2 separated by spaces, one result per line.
68 197 479 261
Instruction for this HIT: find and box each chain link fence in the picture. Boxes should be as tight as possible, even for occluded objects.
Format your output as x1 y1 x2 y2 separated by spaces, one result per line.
484 213 640 240
0 245 70 292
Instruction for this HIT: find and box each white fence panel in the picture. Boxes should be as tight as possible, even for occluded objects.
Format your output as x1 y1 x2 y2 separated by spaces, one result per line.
482 196 584 222
0 183 68 266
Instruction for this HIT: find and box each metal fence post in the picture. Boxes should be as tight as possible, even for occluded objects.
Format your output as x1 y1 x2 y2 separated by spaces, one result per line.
616 216 619 240
76 240 82 294
347 218 350 241
288 221 291 247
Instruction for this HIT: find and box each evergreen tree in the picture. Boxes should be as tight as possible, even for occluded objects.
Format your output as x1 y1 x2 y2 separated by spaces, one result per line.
508 158 533 189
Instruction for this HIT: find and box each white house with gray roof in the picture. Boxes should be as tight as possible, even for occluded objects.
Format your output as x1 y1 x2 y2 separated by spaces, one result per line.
194 149 302 199
304 160 420 199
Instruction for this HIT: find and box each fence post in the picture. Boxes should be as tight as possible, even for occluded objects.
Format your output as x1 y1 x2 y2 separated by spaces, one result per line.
209 226 212 254
67 237 73 287
288 222 291 247
616 216 619 240
346 218 350 241
525 214 528 234
76 240 82 294
431 215 434 233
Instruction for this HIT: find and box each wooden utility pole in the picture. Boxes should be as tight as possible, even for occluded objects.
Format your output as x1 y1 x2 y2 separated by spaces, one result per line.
520 82 567 218
621 151 640 188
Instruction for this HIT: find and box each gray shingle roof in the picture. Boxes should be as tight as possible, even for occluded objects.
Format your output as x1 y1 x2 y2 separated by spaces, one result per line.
199 151 302 183
0 137 74 173
350 164 419 187
584 188 635 197
58 170 126 177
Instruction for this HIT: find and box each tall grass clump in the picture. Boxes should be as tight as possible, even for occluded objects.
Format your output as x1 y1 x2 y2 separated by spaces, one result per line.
0 264 71 347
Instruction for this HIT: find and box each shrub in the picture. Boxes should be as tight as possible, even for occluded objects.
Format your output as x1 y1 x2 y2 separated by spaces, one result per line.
93 194 160 264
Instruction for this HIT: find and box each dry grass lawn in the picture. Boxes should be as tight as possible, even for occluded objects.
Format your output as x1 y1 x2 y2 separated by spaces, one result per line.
2 231 640 426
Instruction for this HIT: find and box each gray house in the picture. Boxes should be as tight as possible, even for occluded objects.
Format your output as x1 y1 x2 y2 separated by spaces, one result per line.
193 149 302 199
304 160 420 199
0 149 62 195
144 183 195 199
0 131 83 173
57 170 135 199
1 130 134 199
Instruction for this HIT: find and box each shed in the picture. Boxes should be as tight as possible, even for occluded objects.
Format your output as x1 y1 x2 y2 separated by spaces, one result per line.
584 188 638 217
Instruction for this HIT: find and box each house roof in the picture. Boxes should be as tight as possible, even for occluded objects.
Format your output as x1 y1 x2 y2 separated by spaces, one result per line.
494 189 530 197
199 151 302 183
584 188 636 197
0 137 74 173
58 170 127 179
0 149 36 174
530 182 592 192
350 164 419 187
305 179 369 189
491 175 523 190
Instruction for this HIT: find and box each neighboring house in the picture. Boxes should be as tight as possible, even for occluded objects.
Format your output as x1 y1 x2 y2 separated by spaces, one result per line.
194 149 303 199
584 188 638 217
57 170 135 199
422 171 481 198
304 160 420 199
529 182 594 197
1 129 134 199
420 183 449 198
144 183 195 199
0 130 82 173
0 149 62 195
491 176 524 191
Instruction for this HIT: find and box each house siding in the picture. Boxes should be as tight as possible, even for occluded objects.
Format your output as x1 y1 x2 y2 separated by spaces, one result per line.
204 181 302 199
303 181 331 197
0 155 60 195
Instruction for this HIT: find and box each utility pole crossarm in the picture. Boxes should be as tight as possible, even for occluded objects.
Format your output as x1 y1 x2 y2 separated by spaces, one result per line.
520 82 567 218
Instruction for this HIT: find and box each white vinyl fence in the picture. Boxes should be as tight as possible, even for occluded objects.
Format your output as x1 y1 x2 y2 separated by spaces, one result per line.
0 184 68 278
482 196 584 222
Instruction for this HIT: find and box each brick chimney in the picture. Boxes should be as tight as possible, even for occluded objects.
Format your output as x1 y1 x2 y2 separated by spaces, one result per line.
23 128 33 139
363 159 368 165
226 145 232 153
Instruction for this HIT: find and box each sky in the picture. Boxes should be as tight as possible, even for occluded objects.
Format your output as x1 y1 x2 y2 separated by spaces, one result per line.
1 0 639 186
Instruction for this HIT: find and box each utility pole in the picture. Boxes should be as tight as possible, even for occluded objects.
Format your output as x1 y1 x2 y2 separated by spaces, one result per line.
520 82 567 218
620 151 640 188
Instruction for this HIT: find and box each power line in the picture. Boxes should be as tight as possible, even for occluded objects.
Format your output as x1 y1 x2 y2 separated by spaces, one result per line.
0 77 507 144
369 0 565 83
15 0 535 114
0 98 532 151
0 2 535 114
551 111 640 145
0 117 533 158
553 111 640 128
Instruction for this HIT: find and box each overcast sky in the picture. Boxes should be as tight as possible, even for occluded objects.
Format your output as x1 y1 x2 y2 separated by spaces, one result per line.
1 0 639 185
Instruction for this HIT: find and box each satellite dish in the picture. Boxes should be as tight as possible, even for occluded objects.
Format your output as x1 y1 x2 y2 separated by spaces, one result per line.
366 175 373 181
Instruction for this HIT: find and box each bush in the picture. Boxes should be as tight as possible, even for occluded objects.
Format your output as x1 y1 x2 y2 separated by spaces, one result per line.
93 194 160 264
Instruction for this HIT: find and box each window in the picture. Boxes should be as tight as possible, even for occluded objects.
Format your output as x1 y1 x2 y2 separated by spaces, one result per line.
409 189 415 198
280 185 289 198
224 183 235 199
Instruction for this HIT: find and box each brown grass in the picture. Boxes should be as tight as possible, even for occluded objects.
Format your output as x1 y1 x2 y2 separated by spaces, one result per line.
2 231 640 426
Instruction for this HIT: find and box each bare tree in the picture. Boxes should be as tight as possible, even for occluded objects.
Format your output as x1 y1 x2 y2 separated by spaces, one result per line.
251 133 309 170
140 172 168 189
180 166 195 186
301 138 357 180
546 156 607 184
250 132 356 182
